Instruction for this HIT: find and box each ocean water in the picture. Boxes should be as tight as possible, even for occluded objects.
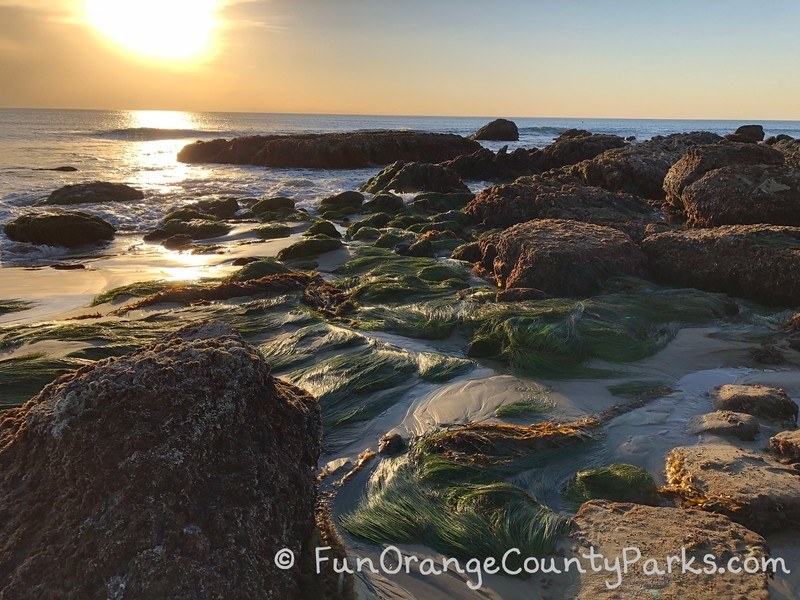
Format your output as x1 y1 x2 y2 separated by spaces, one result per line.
1 108 799 265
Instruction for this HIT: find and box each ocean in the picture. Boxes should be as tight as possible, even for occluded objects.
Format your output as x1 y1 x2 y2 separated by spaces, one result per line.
2 108 800 265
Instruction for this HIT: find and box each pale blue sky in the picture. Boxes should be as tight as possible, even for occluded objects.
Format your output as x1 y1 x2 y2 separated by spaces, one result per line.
1 0 798 117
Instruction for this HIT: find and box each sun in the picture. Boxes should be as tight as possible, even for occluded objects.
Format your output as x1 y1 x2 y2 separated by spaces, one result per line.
85 0 220 61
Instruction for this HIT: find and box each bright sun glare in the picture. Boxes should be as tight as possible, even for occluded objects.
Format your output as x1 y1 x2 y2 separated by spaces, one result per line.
85 0 219 61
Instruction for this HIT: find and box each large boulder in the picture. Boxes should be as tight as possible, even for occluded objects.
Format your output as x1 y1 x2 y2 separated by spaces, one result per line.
441 146 539 181
537 131 626 171
470 118 519 141
569 500 770 599
665 444 800 533
360 161 469 194
710 384 798 422
475 219 647 296
44 182 144 206
688 410 760 440
680 165 800 227
663 142 784 211
0 322 323 599
4 211 115 248
465 174 655 239
724 124 765 143
177 131 482 169
568 132 722 199
641 224 800 305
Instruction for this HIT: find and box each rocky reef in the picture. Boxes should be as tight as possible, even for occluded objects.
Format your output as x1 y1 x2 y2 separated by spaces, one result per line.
4 211 116 248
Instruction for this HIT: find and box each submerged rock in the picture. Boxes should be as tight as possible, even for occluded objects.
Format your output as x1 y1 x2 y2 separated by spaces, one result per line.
665 444 800 533
688 410 760 440
564 463 659 505
4 211 116 248
378 432 406 456
663 142 784 212
0 322 324 599
471 118 519 141
569 500 770 599
44 181 144 205
177 131 481 169
465 174 654 238
537 131 626 171
360 161 468 194
476 219 647 296
568 131 722 199
710 384 798 422
641 224 800 305
319 191 364 211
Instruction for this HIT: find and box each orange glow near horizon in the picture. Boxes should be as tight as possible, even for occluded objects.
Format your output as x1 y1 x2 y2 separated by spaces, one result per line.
85 0 220 62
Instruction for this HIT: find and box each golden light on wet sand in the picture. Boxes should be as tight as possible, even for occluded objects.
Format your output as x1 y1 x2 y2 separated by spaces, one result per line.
85 0 219 61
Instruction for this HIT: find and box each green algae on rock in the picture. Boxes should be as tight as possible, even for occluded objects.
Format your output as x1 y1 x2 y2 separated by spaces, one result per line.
563 463 659 505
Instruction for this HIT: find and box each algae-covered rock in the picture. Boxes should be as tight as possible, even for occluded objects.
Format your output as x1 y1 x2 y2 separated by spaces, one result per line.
304 220 340 238
360 161 469 194
569 500 770 599
160 218 231 240
5 211 116 248
277 235 343 261
665 444 800 533
319 191 364 211
476 219 647 296
256 224 292 239
710 384 797 422
44 181 144 206
410 192 475 213
362 191 405 213
226 258 292 282
252 196 295 214
0 322 324 599
564 463 658 505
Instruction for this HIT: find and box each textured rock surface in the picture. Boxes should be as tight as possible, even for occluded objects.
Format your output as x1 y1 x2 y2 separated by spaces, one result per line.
770 429 800 462
441 146 539 181
4 211 116 248
476 219 647 296
569 500 770 599
465 174 654 238
177 131 481 169
641 224 800 305
0 322 323 599
710 384 798 422
665 444 800 533
537 132 626 171
688 410 760 440
568 132 722 199
681 165 800 227
359 161 468 194
471 118 519 141
663 142 784 211
774 138 800 170
44 181 144 205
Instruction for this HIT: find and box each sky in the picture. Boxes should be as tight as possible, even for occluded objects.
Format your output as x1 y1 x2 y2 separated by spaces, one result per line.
1 0 798 119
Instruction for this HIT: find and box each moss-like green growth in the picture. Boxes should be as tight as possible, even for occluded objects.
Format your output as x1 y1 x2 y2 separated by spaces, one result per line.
224 258 292 282
363 192 405 213
347 213 392 237
410 192 474 213
495 389 556 419
251 196 294 214
607 380 673 400
373 230 416 249
305 220 341 239
0 353 89 407
255 224 292 239
276 235 343 261
351 226 380 241
161 218 231 240
0 300 34 316
258 323 367 371
563 463 659 505
387 214 426 229
91 280 179 306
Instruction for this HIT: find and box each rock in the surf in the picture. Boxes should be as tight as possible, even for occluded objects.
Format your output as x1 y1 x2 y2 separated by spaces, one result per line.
44 181 144 205
569 500 770 599
360 161 469 194
177 131 482 169
471 118 519 141
475 219 647 296
724 124 765 143
0 321 324 599
665 444 800 533
4 211 115 248
641 224 800 306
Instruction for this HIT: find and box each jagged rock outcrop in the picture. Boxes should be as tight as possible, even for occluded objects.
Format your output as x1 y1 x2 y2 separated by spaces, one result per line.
177 131 481 169
465 175 655 239
568 132 722 199
441 146 539 181
44 182 144 206
774 137 800 170
641 224 800 306
476 219 647 296
360 161 469 194
569 500 770 599
537 131 626 171
4 211 116 248
724 124 765 143
710 384 798 422
0 322 324 600
471 118 519 141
